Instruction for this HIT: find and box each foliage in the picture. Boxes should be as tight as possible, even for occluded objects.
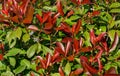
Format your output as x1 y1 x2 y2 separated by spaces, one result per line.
0 0 120 76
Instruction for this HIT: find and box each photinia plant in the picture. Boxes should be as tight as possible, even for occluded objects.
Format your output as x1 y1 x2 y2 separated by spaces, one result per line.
0 0 120 76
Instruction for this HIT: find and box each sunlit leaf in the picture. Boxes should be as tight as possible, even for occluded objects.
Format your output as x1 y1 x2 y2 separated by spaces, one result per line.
13 65 26 74
27 44 38 58
65 62 71 75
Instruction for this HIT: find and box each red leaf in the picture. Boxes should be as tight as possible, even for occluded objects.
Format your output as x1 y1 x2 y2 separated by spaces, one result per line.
11 16 19 23
30 71 35 76
37 56 46 69
97 58 103 72
46 53 52 68
31 0 36 4
80 56 98 74
0 43 4 53
57 22 71 35
59 66 65 76
74 68 83 75
53 13 60 24
65 41 71 56
90 29 96 45
104 74 119 76
92 10 100 17
23 4 34 24
42 12 51 23
20 0 30 15
44 23 53 30
36 14 43 23
105 67 117 74
44 29 52 34
67 55 74 61
56 42 65 52
56 0 64 16
109 32 119 52
72 20 81 34
55 47 65 56
62 37 73 43
81 0 91 5
0 54 4 60
83 61 98 74
101 38 108 52
67 10 74 17
96 32 106 42
52 51 61 63
28 25 39 31
79 37 83 49
73 38 79 53
81 46 92 52
80 56 89 63
94 46 104 59
71 0 78 4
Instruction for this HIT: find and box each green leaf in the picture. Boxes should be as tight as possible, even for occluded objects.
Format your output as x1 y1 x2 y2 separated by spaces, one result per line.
109 19 115 28
4 48 22 57
27 44 38 58
64 62 71 75
41 45 53 55
9 57 16 67
51 73 60 76
110 2 120 8
1 71 14 76
110 9 120 13
22 34 30 43
36 43 41 54
14 27 22 40
108 30 116 42
13 65 26 74
0 61 6 70
6 31 13 42
109 49 120 60
20 59 30 69
9 38 16 48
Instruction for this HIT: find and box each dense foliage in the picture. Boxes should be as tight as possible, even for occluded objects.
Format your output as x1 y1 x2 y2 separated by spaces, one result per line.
0 0 120 76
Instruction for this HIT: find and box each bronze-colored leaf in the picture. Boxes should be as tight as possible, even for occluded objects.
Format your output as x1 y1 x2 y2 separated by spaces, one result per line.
23 4 34 24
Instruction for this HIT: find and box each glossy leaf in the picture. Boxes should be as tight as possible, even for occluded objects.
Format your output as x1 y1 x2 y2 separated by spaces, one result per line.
72 19 81 34
9 57 16 67
28 25 39 31
37 56 46 69
56 0 64 16
74 68 83 75
65 41 71 56
57 22 71 35
22 33 30 43
109 32 119 52
81 46 92 52
20 0 30 15
59 66 65 76
4 48 22 57
73 38 79 53
46 53 52 68
65 62 71 75
67 10 74 17
13 65 26 74
36 14 43 23
27 44 38 58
